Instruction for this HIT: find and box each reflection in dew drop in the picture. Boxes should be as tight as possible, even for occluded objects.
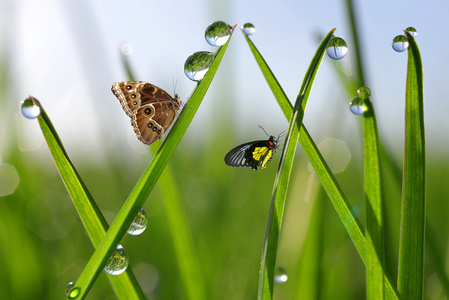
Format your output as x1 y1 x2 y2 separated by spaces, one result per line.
349 97 366 115
65 282 75 296
205 21 232 47
121 43 133 56
392 35 409 52
326 37 348 60
357 87 371 100
127 208 148 235
104 244 129 275
405 27 418 37
274 267 288 283
241 23 256 36
184 51 215 82
21 96 41 119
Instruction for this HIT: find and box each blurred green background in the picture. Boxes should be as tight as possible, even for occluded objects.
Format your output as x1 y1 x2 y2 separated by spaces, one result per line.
1 1 449 299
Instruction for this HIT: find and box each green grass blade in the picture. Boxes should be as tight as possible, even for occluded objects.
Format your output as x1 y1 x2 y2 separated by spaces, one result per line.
32 99 145 299
363 93 385 299
123 51 206 300
158 167 207 299
256 28 335 300
397 31 426 300
243 28 399 300
69 25 236 299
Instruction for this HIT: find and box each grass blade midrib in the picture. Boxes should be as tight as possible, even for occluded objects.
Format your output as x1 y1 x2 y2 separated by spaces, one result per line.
397 31 426 300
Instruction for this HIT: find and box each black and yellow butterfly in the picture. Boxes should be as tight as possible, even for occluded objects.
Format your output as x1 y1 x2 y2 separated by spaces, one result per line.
224 128 281 170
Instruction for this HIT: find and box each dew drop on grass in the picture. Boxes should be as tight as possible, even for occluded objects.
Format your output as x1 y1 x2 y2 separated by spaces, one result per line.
21 96 41 119
184 51 215 81
65 282 75 296
405 26 418 37
326 37 348 60
241 23 256 36
66 282 80 299
205 21 232 47
349 97 366 115
127 208 148 235
357 87 371 100
104 244 129 275
392 35 409 52
274 267 288 283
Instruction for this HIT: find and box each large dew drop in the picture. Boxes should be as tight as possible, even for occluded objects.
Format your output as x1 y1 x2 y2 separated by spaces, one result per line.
405 27 418 37
274 267 288 283
205 21 232 47
326 37 348 60
349 97 366 115
392 35 409 52
21 96 41 119
127 208 148 236
241 23 256 36
104 244 129 275
184 51 215 82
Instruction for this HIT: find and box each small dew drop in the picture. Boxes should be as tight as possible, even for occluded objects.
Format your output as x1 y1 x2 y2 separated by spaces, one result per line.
121 43 133 56
241 23 256 36
405 27 418 37
349 97 366 115
184 51 215 82
326 37 348 60
127 208 148 236
66 282 80 299
205 21 232 47
357 87 371 100
392 35 409 52
21 96 41 119
274 267 288 284
104 244 129 275
65 282 75 296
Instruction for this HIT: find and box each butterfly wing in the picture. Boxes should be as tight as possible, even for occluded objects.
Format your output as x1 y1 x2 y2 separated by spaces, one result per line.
225 140 272 170
112 81 147 117
131 101 178 145
112 81 180 145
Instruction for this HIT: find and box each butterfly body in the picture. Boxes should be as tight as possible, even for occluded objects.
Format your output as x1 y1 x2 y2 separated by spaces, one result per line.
112 81 180 145
225 135 278 170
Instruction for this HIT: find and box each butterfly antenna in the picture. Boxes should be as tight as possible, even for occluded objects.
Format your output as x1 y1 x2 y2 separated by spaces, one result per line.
258 125 270 137
172 78 178 95
277 129 288 141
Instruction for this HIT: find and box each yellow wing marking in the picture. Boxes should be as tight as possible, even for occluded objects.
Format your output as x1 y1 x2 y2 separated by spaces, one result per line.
261 150 273 169
252 147 269 161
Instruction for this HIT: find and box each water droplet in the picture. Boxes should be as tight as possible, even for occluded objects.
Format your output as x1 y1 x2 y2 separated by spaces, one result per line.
357 87 371 100
127 208 148 235
104 244 129 275
405 27 417 37
65 282 75 296
121 43 133 56
349 97 366 115
241 23 256 36
274 267 288 283
184 51 215 81
205 21 232 47
326 37 348 60
21 96 41 119
66 282 80 298
392 35 409 52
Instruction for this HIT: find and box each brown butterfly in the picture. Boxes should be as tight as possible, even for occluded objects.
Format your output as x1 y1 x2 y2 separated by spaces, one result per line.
111 81 181 145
